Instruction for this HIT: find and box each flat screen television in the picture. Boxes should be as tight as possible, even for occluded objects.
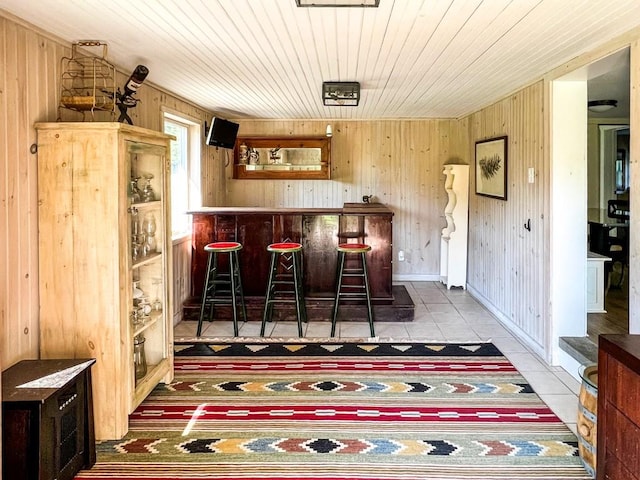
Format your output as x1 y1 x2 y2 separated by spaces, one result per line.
206 117 239 149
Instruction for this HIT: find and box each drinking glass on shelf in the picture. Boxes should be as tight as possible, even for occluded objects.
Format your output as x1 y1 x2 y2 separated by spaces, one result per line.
131 207 140 236
131 310 143 327
152 277 163 311
142 173 155 202
132 241 142 262
132 232 145 261
142 214 157 255
132 281 143 300
129 177 142 203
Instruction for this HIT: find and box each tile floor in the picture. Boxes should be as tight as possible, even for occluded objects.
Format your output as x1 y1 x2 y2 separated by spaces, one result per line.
174 281 582 434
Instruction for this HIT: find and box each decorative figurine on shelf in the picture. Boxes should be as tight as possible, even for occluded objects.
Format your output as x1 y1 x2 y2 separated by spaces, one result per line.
249 148 260 165
269 147 281 164
239 142 249 164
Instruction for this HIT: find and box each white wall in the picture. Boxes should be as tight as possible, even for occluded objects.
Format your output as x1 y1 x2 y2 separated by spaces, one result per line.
550 78 589 365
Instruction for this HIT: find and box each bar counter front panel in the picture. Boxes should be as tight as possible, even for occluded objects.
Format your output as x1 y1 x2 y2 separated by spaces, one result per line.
189 204 393 310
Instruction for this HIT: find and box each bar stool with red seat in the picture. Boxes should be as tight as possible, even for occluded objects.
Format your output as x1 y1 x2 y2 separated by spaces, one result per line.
331 243 375 337
198 241 247 337
260 242 307 337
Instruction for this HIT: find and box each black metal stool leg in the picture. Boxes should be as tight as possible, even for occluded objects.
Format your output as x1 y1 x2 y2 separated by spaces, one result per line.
197 251 215 336
296 251 308 324
207 253 220 322
331 251 346 337
292 251 304 337
261 252 278 336
361 251 375 337
229 251 240 336
232 251 248 323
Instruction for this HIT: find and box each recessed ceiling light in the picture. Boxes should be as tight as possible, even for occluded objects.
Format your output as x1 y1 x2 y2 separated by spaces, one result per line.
588 99 618 112
296 0 379 7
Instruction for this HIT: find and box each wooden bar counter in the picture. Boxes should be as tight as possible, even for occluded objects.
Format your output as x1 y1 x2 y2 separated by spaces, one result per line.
185 203 399 321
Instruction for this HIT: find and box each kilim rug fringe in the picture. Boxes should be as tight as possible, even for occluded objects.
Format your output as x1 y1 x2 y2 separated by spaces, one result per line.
75 342 590 480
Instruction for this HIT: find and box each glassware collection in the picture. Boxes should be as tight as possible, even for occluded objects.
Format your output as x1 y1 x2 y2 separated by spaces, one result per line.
128 147 166 387
129 173 155 204
130 171 159 262
130 210 159 261
129 167 163 332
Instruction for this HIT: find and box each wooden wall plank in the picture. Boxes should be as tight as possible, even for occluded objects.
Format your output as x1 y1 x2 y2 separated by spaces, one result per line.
467 81 546 350
0 18 8 375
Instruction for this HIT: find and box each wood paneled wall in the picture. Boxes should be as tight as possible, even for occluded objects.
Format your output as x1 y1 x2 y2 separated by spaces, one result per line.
0 13 218 368
224 119 468 277
466 82 547 352
172 236 192 326
4 9 640 376
0 8 548 371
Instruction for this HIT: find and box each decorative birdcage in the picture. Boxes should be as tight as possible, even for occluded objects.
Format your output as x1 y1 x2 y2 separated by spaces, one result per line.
58 41 116 119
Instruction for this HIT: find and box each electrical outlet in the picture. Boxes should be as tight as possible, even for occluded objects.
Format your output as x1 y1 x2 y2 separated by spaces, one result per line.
398 250 405 262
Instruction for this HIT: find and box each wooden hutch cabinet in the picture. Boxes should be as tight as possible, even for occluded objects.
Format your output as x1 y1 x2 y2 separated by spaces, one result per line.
36 122 174 440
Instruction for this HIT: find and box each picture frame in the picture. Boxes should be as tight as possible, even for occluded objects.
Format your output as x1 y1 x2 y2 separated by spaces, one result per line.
475 136 508 200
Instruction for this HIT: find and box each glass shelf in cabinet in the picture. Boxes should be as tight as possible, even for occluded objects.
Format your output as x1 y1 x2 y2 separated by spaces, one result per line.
131 200 162 209
133 310 162 337
132 251 163 269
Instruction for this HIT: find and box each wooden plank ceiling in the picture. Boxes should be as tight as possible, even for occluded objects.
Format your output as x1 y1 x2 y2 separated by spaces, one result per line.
1 0 639 119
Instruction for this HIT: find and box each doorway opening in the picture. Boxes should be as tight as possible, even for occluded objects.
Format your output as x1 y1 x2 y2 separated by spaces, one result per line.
585 49 630 342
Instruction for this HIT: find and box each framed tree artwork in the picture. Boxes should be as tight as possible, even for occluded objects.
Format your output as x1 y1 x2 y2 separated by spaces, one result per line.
475 136 508 200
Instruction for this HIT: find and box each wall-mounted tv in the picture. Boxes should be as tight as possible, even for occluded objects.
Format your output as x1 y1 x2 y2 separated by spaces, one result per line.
206 117 239 149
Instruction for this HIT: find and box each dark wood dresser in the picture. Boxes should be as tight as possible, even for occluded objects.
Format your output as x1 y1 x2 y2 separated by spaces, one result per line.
2 358 96 480
597 334 640 480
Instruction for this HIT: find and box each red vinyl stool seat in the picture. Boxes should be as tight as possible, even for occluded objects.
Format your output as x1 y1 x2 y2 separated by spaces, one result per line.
331 243 375 337
198 241 246 336
261 242 307 337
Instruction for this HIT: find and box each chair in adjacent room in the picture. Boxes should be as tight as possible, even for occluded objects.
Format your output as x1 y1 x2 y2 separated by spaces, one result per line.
260 242 307 337
197 241 247 336
606 199 630 288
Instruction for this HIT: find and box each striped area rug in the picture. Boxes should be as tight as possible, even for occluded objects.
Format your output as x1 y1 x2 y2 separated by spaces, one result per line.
76 342 590 479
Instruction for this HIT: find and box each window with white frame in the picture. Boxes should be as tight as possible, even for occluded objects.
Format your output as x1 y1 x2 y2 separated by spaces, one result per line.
163 112 201 239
